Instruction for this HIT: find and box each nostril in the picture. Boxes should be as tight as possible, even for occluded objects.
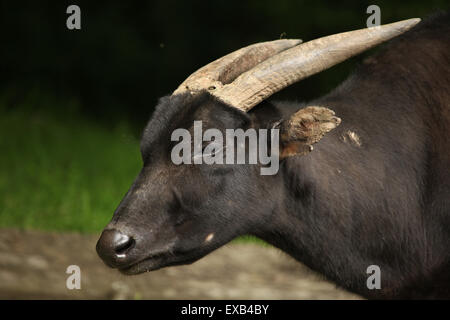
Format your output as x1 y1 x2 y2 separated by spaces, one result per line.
97 229 136 266
115 236 135 255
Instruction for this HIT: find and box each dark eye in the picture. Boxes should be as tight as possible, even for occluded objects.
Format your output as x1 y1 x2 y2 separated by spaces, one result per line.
202 144 215 156
202 142 225 157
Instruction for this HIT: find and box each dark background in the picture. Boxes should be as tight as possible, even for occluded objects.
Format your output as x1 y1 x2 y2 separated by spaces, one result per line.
1 0 448 130
0 0 448 300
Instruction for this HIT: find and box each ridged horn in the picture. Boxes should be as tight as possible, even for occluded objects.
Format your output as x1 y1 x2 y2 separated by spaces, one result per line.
173 39 302 95
212 18 421 111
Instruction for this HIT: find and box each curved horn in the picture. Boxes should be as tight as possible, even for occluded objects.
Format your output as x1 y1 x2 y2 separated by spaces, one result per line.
213 18 421 111
173 39 302 95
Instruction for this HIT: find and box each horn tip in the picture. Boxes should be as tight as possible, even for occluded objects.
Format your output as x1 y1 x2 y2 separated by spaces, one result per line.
395 17 422 30
373 17 422 34
404 17 422 25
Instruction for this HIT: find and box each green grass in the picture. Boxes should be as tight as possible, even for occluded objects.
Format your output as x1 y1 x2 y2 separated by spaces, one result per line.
0 98 141 232
0 96 267 245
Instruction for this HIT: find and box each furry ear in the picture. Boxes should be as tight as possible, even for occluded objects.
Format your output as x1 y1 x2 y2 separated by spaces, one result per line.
278 106 341 159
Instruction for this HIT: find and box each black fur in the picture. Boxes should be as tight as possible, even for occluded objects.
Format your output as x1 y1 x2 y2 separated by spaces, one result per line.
98 12 450 299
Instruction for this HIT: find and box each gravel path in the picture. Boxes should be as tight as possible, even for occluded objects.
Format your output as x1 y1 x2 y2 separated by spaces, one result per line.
0 229 360 299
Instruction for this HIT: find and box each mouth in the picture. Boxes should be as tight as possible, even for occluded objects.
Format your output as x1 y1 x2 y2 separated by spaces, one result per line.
117 250 202 275
118 253 168 275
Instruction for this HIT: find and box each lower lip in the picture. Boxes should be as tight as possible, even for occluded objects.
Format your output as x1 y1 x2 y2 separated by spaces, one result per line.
119 256 165 275
117 249 204 274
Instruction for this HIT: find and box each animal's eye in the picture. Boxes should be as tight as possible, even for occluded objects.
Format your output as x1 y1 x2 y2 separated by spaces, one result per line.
202 142 225 157
192 142 225 161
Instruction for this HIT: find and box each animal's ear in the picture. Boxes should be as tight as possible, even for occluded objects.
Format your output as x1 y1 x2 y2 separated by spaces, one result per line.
277 106 341 159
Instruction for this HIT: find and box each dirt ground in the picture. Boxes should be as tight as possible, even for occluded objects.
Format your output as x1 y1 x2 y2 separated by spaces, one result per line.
0 229 360 299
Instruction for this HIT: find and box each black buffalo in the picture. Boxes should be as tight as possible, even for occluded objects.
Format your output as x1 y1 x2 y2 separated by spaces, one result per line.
97 12 450 299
